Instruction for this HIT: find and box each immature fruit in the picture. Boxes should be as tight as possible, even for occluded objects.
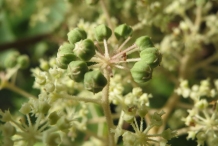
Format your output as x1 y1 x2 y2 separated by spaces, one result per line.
17 55 30 69
94 24 112 41
114 24 132 40
67 61 88 82
4 50 20 68
74 39 96 61
67 28 87 44
130 60 153 83
135 36 154 51
140 47 162 68
84 70 107 93
56 43 77 69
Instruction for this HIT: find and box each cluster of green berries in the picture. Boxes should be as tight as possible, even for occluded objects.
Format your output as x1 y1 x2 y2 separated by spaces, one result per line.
56 23 161 93
0 50 29 69
131 36 162 83
56 26 108 93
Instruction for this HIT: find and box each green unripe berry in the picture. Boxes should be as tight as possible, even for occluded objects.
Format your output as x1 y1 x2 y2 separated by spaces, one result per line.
17 55 30 69
85 0 99 5
94 24 112 41
56 43 77 69
135 36 154 51
140 47 162 68
84 70 107 93
114 24 132 40
67 28 87 44
130 60 153 83
48 111 60 125
67 61 88 82
19 103 31 114
74 39 96 61
4 50 20 68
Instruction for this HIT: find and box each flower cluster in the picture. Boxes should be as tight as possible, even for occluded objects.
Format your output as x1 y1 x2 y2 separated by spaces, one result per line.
176 79 218 146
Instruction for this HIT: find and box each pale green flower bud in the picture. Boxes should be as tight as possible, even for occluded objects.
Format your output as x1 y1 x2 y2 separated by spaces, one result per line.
137 105 148 117
19 103 31 114
196 132 207 146
2 122 16 137
17 55 29 69
0 110 12 122
43 132 61 146
130 60 153 83
48 111 60 125
123 113 134 123
57 117 70 131
67 28 87 44
132 87 143 97
135 36 154 51
161 129 177 140
39 101 50 114
94 24 112 41
74 39 96 61
84 70 107 93
67 61 88 82
114 24 132 40
151 111 165 126
56 43 77 69
44 83 55 92
85 0 99 5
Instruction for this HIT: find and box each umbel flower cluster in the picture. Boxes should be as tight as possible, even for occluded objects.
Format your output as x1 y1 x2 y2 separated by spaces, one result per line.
0 23 176 146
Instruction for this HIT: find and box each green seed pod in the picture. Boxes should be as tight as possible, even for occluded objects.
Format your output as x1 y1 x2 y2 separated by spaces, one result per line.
17 55 30 69
56 43 77 69
94 24 112 41
67 61 88 82
74 39 96 61
114 24 132 40
84 70 107 93
135 36 154 51
140 47 162 68
3 50 20 68
48 111 60 125
85 0 99 5
67 28 87 44
130 60 153 83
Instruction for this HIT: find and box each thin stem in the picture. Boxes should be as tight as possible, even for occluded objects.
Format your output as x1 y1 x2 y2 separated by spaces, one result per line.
65 95 101 104
101 69 115 146
104 39 110 58
99 0 114 30
117 36 131 52
112 44 138 59
26 114 32 127
113 58 141 64
140 117 143 132
3 80 37 99
192 53 218 71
